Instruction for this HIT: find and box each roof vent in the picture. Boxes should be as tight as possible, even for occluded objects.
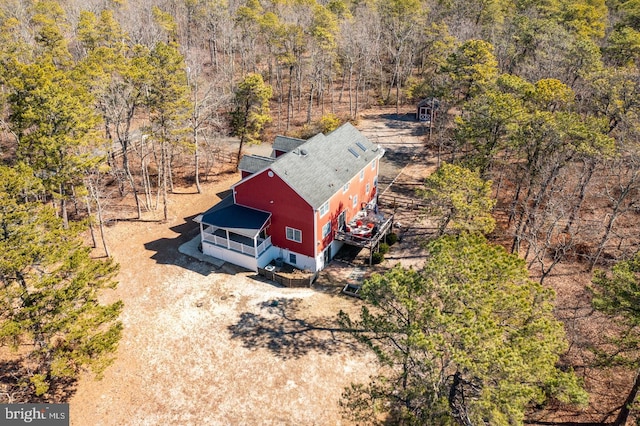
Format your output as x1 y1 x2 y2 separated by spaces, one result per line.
356 141 367 152
300 149 308 157
348 147 360 158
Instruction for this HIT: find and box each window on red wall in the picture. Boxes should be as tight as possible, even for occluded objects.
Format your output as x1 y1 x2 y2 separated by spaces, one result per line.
322 221 331 238
352 195 358 208
286 227 302 243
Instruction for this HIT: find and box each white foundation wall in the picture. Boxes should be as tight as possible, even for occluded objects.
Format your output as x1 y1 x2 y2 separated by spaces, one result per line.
315 240 345 272
201 240 258 271
257 246 280 269
276 248 316 272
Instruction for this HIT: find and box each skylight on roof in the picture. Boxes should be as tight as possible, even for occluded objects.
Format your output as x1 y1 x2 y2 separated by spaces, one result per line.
348 147 360 158
356 141 367 152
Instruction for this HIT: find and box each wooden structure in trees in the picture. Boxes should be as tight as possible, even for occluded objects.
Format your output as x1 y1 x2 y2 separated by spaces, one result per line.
416 98 440 123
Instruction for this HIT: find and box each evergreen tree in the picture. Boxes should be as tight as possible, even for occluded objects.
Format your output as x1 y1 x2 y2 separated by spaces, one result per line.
0 165 123 400
145 41 192 220
340 233 587 425
591 252 640 426
230 73 273 166
419 163 496 236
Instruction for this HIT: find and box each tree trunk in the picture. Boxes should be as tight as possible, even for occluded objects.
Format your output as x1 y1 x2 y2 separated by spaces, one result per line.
88 180 110 258
614 368 640 426
287 65 294 132
591 166 639 270
564 158 596 234
307 83 314 125
97 200 109 258
339 64 347 103
396 67 401 116
122 141 142 219
348 64 353 117
140 145 152 211
236 101 250 168
60 185 69 229
85 196 97 249
194 133 201 194
276 66 283 132
168 146 175 193
297 62 303 113
162 139 169 221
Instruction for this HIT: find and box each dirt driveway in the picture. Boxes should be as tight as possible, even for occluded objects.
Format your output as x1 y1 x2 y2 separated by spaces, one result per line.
69 108 431 425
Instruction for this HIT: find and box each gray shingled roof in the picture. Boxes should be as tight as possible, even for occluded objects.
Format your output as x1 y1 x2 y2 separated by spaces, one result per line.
238 154 275 174
268 123 383 209
272 135 306 154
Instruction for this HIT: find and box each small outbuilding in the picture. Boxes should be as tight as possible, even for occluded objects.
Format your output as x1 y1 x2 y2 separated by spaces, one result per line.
416 98 440 123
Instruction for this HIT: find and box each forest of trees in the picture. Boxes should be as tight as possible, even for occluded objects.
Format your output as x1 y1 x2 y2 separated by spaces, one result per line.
1 0 640 422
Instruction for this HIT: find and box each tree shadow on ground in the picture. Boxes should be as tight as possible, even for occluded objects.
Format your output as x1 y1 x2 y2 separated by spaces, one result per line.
377 113 428 136
143 213 215 276
381 147 420 170
228 298 362 360
0 360 77 404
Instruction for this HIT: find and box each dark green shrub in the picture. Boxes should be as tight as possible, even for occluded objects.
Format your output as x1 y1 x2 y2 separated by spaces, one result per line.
379 243 390 254
372 252 385 264
386 232 398 245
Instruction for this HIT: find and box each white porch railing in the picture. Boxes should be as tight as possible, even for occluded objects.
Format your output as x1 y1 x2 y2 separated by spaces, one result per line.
256 237 271 256
202 232 271 258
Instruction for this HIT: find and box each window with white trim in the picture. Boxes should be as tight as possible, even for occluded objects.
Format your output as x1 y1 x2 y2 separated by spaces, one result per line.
286 227 302 243
322 221 331 238
371 160 376 170
343 182 350 193
319 201 329 217
352 195 358 208
366 183 370 194
359 170 365 181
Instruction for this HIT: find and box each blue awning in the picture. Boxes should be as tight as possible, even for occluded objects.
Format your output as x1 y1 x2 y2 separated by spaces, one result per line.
194 196 271 238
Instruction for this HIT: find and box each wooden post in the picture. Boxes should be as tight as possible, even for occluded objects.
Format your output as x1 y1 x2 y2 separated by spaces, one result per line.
429 98 435 141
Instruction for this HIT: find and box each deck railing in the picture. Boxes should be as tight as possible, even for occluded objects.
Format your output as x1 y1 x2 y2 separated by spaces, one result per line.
202 233 271 258
334 215 394 247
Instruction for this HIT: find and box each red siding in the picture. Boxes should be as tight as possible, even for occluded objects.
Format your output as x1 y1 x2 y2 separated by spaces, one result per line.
234 170 315 258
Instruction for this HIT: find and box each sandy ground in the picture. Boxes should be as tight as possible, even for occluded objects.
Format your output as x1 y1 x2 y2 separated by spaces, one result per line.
71 174 376 426
69 109 431 425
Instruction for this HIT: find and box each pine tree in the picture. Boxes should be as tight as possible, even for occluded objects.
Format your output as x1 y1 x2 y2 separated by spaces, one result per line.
6 56 101 227
339 233 587 425
0 165 123 401
145 41 192 220
591 252 640 426
230 73 273 166
419 163 496 236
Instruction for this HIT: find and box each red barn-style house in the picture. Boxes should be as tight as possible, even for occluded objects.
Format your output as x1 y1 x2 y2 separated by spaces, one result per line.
194 123 390 272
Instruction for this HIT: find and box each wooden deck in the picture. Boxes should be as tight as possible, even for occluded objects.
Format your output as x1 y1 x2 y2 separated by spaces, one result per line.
334 212 394 254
